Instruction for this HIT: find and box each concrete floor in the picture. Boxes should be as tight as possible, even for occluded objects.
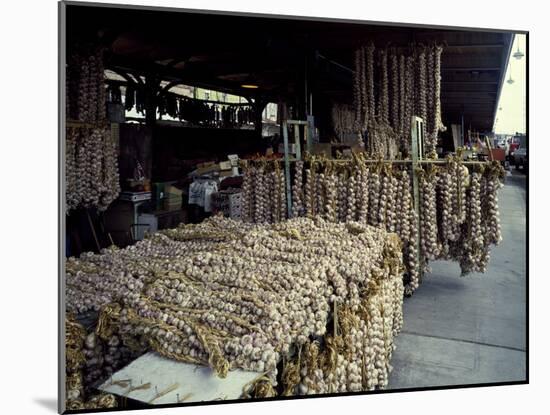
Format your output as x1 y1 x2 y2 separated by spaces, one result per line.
388 171 527 389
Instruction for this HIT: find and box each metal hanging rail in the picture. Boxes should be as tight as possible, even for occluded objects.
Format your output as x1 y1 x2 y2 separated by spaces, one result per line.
242 158 490 166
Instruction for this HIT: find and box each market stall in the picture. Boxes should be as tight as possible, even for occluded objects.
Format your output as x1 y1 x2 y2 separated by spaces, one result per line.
62 3 513 411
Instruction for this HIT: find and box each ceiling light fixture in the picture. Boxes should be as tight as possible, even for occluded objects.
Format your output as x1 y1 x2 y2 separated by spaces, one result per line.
241 73 259 89
513 45 524 60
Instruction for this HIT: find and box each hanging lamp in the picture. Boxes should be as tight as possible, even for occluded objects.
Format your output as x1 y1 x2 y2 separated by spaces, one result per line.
513 44 524 60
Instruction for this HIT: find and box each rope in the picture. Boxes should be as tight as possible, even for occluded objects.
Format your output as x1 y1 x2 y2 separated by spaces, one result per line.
241 371 277 398
96 302 121 340
282 345 302 396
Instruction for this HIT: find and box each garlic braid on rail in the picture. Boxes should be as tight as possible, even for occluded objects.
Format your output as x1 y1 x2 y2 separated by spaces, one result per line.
291 161 304 217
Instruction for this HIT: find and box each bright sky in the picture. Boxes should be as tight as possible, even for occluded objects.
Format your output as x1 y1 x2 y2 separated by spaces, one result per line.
493 34 527 135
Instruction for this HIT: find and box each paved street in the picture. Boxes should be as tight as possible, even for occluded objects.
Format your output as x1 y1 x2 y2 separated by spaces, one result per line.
388 171 527 389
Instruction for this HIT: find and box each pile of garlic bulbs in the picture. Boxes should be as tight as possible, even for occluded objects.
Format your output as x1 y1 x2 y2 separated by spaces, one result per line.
66 318 87 406
80 330 142 394
66 246 147 314
65 318 119 411
293 272 404 394
66 215 404 394
80 304 146 394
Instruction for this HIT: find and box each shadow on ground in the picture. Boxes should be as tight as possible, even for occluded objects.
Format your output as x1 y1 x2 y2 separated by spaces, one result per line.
34 398 57 413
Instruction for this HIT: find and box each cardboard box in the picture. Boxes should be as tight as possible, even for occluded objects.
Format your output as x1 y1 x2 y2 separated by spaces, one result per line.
490 148 506 161
219 170 234 178
196 164 220 175
163 186 183 211
311 143 332 157
197 161 216 169
219 161 232 171
165 185 182 196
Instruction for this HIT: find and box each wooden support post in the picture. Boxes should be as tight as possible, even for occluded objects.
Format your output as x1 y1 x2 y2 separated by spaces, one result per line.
144 75 161 127
252 98 266 140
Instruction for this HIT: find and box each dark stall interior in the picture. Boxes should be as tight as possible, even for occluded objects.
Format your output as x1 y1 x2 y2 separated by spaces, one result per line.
65 3 512 257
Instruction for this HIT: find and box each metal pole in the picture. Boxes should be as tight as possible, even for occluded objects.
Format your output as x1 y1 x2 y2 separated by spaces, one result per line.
294 124 302 161
411 116 423 284
282 120 293 217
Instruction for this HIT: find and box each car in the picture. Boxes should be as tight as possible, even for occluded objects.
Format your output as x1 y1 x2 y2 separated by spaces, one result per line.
512 147 527 171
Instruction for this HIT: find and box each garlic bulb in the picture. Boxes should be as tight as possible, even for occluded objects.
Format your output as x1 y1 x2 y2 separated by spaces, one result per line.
346 170 357 222
437 168 454 253
291 161 304 217
387 173 399 233
267 171 276 224
65 317 134 410
378 49 390 125
276 167 287 222
419 167 439 262
305 167 316 217
353 47 363 133
350 42 446 157
356 166 369 223
254 167 267 223
291 237 404 394
458 170 484 274
433 44 445 135
66 47 120 212
396 169 411 242
426 44 435 150
398 54 406 142
378 168 390 227
417 47 428 153
366 43 376 127
482 166 503 246
368 168 381 226
404 55 415 154
324 172 338 223
332 104 357 143
390 49 400 133
240 164 254 222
